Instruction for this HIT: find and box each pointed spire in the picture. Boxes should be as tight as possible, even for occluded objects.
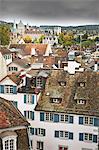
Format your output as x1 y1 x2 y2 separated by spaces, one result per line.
13 20 17 33
26 23 29 29
13 20 16 30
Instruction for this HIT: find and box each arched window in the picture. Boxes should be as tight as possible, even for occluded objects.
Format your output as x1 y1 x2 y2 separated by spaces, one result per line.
2 136 17 150
1 131 17 150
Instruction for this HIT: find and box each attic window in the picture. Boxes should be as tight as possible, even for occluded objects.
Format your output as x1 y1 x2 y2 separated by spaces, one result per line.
50 98 62 104
78 82 85 87
59 81 66 86
76 99 86 105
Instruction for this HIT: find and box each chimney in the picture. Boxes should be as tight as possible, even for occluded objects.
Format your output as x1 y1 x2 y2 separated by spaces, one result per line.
31 48 36 56
94 61 98 72
58 60 61 68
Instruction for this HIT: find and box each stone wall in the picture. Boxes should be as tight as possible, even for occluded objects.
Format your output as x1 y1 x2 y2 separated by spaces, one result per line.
16 128 29 150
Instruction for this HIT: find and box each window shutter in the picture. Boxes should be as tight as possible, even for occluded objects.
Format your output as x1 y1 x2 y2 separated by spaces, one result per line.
55 131 59 138
31 112 34 120
30 128 34 135
94 118 99 127
24 95 27 103
79 117 84 124
69 116 73 123
0 138 3 150
0 85 4 93
42 79 46 88
93 135 97 143
54 114 59 122
13 86 17 94
12 101 18 108
40 112 44 121
32 95 34 104
43 129 46 136
79 133 84 141
24 111 26 117
69 132 73 140
35 128 37 135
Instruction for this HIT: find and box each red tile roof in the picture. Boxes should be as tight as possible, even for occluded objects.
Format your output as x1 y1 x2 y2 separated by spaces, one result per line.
24 44 48 56
0 112 10 128
10 44 48 56
0 97 29 129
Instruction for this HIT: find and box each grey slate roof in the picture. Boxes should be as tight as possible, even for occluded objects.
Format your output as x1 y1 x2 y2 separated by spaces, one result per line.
35 70 99 117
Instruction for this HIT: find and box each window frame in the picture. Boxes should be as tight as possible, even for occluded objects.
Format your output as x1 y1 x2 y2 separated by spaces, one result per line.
24 111 34 120
45 112 53 122
4 85 13 94
58 145 68 150
36 128 45 136
36 77 42 88
2 136 17 150
84 133 93 142
84 117 94 125
37 141 43 150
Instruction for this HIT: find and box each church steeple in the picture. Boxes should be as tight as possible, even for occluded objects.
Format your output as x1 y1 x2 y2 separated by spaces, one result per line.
13 20 17 32
26 23 29 29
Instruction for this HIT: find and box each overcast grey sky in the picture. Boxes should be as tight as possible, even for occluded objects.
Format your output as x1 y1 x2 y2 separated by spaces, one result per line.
0 0 99 26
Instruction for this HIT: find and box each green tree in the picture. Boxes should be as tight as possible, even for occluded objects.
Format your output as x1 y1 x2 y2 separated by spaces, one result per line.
38 35 45 43
58 32 75 48
81 40 95 48
24 35 32 43
0 24 10 45
82 33 88 40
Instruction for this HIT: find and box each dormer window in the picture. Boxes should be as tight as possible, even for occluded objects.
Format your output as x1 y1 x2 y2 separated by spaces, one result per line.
50 98 62 104
59 81 66 86
76 99 86 105
78 82 86 87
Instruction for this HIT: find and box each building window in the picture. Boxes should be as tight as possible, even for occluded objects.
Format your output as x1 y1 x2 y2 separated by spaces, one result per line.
8 67 18 72
84 133 93 141
50 98 62 104
2 136 17 150
79 133 97 143
45 112 53 121
40 112 73 123
4 85 13 94
55 131 73 140
84 117 93 125
24 111 34 120
59 81 66 86
60 115 64 122
59 145 68 150
78 82 86 87
30 140 33 149
36 77 42 88
29 127 34 135
24 94 34 104
77 99 86 104
60 115 73 123
35 128 46 136
79 116 94 126
37 141 43 150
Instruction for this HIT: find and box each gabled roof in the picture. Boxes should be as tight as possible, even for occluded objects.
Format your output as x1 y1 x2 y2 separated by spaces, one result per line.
8 58 31 69
9 44 48 56
0 74 21 85
35 70 99 117
0 47 12 55
0 97 29 129
24 44 48 56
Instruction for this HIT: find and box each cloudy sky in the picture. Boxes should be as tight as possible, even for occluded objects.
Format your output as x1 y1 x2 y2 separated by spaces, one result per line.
0 0 99 26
